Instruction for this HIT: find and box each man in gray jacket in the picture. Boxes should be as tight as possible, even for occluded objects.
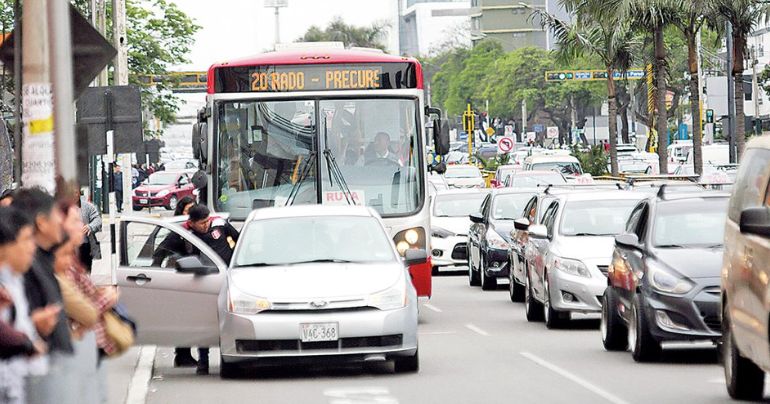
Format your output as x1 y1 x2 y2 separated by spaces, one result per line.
79 197 102 272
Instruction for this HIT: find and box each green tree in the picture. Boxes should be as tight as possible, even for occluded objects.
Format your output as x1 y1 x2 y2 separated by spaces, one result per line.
711 0 770 162
443 39 503 115
531 0 639 176
298 17 389 50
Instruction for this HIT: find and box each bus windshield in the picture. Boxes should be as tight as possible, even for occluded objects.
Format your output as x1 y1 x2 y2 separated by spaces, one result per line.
214 97 423 219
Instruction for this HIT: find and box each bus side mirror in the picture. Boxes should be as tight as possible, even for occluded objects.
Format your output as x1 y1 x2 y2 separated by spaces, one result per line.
434 118 450 155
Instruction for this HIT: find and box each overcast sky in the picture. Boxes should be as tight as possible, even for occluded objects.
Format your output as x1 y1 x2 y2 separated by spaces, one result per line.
171 0 399 71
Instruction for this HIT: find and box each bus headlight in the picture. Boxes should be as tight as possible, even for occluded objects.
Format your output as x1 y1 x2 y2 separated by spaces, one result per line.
393 227 426 257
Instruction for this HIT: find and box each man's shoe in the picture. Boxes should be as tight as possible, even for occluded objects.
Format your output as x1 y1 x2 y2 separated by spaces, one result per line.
196 364 209 375
174 355 198 368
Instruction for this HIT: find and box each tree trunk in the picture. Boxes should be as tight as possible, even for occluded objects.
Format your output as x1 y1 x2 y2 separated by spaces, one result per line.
654 25 669 174
617 86 630 144
734 31 746 162
687 31 703 176
607 71 619 177
0 120 10 191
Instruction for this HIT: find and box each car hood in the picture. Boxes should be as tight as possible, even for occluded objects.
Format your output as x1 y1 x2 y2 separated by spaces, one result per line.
491 221 515 242
135 184 173 193
229 262 404 300
651 247 724 279
554 236 616 261
446 177 483 186
432 216 471 236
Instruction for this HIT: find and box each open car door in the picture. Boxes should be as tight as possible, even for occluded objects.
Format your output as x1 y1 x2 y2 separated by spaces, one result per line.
117 216 227 347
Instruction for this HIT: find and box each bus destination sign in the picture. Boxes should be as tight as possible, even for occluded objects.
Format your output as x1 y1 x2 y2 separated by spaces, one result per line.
213 63 417 93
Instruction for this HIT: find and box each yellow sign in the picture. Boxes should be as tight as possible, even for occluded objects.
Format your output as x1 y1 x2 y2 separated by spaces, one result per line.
485 127 495 136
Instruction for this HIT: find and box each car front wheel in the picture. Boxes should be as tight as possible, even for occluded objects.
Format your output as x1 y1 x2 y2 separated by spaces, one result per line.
480 256 497 291
629 295 661 362
723 304 765 400
543 272 569 329
219 355 243 379
394 350 419 373
509 260 525 303
524 266 544 322
601 288 628 351
468 245 480 287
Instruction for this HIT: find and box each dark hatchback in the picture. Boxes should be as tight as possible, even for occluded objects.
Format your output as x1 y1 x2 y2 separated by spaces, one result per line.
601 189 729 362
468 188 538 290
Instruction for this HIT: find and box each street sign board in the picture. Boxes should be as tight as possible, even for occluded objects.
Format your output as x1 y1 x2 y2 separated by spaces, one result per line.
526 132 536 143
485 127 495 136
546 126 559 139
533 124 545 133
0 4 116 99
498 137 515 153
504 125 514 137
545 69 646 82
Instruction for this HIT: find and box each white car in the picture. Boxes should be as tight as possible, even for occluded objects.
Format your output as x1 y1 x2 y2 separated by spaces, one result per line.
430 189 490 273
522 155 583 177
117 205 422 378
444 165 485 189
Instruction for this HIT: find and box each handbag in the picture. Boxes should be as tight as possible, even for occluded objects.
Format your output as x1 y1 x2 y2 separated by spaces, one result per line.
103 304 136 355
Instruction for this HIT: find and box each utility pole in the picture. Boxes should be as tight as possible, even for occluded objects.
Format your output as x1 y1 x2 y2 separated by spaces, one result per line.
697 30 705 137
113 0 128 86
21 0 55 192
265 0 288 49
95 0 108 86
49 0 77 183
726 21 737 164
521 100 527 143
752 45 761 135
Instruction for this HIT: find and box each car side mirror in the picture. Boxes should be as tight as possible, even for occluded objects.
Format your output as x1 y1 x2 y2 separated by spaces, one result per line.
615 233 641 249
175 256 218 275
740 207 770 237
434 118 450 155
469 212 484 224
528 224 548 239
513 218 530 231
404 249 428 266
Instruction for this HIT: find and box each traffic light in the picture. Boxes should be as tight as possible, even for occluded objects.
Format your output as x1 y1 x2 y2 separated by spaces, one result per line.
546 72 574 81
706 109 714 124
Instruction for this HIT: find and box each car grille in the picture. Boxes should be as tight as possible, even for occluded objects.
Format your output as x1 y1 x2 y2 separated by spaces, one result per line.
703 286 721 297
236 334 403 353
702 315 721 332
268 299 369 311
451 244 468 260
597 265 609 276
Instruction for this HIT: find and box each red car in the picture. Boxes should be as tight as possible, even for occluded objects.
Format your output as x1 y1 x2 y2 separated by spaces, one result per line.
132 171 196 211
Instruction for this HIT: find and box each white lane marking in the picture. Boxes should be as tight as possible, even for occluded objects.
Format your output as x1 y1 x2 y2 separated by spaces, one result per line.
465 323 490 336
419 331 457 336
324 386 399 404
423 303 442 313
126 345 157 404
520 351 630 404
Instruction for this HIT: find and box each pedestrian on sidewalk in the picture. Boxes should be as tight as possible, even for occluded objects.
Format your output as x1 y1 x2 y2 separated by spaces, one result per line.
78 196 102 273
0 207 49 404
112 165 124 213
11 188 77 404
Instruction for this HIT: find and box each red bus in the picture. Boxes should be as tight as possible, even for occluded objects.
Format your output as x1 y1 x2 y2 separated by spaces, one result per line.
192 45 449 297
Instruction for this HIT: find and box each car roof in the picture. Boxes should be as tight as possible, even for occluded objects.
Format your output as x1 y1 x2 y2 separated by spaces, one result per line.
511 170 562 176
555 190 647 203
245 205 376 222
491 188 539 197
435 188 491 197
524 155 579 163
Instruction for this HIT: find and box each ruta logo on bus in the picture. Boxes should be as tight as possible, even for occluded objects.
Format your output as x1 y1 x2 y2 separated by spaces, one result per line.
324 190 365 205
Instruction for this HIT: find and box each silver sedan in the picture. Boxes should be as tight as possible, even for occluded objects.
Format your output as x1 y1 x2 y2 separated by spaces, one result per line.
117 205 422 378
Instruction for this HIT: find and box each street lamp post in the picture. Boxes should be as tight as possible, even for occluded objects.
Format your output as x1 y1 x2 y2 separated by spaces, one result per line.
264 0 288 49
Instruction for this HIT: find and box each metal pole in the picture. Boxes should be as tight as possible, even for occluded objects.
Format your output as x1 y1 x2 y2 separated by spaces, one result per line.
726 21 736 164
95 0 107 86
112 0 128 86
521 100 527 142
12 0 21 185
49 0 77 183
21 0 56 192
593 105 597 145
697 30 705 136
752 46 760 135
274 6 280 47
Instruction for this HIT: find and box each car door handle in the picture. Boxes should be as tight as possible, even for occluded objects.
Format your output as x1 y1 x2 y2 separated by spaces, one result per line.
127 274 151 285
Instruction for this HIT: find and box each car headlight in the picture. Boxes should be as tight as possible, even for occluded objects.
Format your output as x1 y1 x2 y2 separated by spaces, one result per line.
367 278 407 311
647 261 693 295
486 228 509 250
553 257 591 278
227 286 271 315
156 189 170 197
432 227 455 239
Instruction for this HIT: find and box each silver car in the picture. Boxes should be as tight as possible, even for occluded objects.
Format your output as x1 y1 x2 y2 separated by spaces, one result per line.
117 205 421 378
523 191 646 328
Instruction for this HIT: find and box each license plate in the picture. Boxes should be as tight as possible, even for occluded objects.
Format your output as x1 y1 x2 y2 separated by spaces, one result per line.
139 199 148 204
300 322 338 342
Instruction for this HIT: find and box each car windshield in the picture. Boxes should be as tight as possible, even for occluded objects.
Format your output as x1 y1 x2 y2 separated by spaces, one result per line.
214 98 423 219
433 193 487 217
492 193 534 220
146 173 178 185
234 216 396 267
445 167 480 178
560 199 640 236
653 198 728 247
531 162 582 176
509 172 566 187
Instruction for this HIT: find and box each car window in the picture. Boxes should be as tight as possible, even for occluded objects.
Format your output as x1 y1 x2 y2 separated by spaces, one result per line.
492 193 534 220
179 175 189 186
635 205 649 241
625 204 644 235
123 222 216 270
542 202 559 236
729 148 770 221
480 194 491 218
523 197 537 223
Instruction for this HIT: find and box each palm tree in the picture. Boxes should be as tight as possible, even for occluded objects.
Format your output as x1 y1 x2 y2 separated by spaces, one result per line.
672 0 709 175
712 0 770 162
530 0 637 176
299 17 390 51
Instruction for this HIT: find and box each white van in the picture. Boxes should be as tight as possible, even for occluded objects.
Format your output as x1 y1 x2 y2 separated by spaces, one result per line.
687 143 729 166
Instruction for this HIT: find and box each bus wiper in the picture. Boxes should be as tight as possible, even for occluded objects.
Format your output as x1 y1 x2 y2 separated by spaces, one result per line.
322 119 356 205
286 151 316 206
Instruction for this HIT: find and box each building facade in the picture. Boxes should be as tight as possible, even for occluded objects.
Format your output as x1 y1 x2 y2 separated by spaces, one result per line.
399 0 472 57
469 0 569 51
